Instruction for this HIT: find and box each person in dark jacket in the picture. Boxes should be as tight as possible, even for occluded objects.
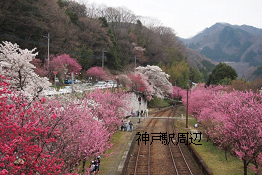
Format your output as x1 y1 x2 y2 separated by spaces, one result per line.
123 120 127 131
94 156 101 174
129 120 133 132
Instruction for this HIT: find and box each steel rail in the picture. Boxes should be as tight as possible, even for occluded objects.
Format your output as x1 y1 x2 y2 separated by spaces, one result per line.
171 106 193 175
134 118 154 175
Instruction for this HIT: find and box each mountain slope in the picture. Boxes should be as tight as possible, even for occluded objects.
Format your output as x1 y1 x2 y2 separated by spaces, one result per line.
0 0 217 86
182 23 262 79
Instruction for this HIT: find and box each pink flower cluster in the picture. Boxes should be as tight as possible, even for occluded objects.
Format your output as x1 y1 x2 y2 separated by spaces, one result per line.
0 75 130 174
182 84 262 174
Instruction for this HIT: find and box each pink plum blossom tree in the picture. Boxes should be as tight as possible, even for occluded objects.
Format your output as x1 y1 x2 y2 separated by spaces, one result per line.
250 153 262 175
171 85 182 100
35 88 131 173
85 88 131 132
38 97 111 173
212 91 262 175
181 84 226 117
49 54 82 81
184 84 262 175
0 70 131 174
86 66 108 81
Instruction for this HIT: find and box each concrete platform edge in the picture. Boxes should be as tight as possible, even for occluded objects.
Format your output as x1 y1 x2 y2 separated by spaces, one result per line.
116 131 136 175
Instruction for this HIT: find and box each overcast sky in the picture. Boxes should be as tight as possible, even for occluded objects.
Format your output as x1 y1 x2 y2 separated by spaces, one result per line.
76 0 262 39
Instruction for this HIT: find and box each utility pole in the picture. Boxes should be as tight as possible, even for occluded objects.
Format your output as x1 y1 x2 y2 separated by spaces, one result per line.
186 84 189 128
47 33 49 70
71 72 74 98
53 71 58 90
135 56 136 69
138 97 141 123
43 33 50 71
102 48 104 69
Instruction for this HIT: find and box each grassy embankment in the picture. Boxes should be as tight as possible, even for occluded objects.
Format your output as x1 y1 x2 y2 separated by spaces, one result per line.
95 117 140 175
99 131 133 174
174 106 255 175
75 130 133 175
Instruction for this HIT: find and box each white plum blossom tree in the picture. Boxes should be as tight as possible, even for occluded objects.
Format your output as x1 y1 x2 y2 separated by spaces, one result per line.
0 41 51 98
135 65 172 99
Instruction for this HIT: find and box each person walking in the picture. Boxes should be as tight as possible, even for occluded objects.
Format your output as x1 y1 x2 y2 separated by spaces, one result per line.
123 120 127 131
89 161 95 175
145 108 148 117
129 120 133 132
120 120 124 131
94 156 101 174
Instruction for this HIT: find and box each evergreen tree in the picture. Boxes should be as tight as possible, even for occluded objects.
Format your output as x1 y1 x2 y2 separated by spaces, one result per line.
206 62 237 86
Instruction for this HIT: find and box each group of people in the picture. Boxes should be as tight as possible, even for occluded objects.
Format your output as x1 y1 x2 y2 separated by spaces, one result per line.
131 109 148 117
121 120 133 132
89 156 101 174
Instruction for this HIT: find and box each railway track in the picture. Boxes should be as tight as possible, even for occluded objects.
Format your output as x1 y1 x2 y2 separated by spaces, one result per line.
132 116 158 175
166 107 193 175
128 106 202 175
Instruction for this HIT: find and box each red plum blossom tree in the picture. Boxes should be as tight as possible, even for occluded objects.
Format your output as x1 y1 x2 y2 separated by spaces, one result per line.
31 58 48 77
0 66 131 174
128 72 154 101
0 75 63 174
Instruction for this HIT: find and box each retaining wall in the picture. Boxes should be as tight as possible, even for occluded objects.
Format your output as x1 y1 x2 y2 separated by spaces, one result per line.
116 131 137 175
186 143 214 175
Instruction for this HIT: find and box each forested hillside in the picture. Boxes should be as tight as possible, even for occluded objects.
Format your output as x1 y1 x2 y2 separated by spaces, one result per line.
0 0 214 87
182 23 262 80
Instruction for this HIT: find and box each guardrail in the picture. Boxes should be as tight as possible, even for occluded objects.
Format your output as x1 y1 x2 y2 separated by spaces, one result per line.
43 84 119 97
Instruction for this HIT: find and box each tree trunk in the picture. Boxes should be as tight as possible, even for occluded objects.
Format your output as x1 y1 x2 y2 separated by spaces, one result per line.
82 159 86 173
243 159 247 175
225 151 227 161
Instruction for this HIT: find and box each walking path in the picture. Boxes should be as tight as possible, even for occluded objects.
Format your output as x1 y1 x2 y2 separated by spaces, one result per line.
99 117 144 175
